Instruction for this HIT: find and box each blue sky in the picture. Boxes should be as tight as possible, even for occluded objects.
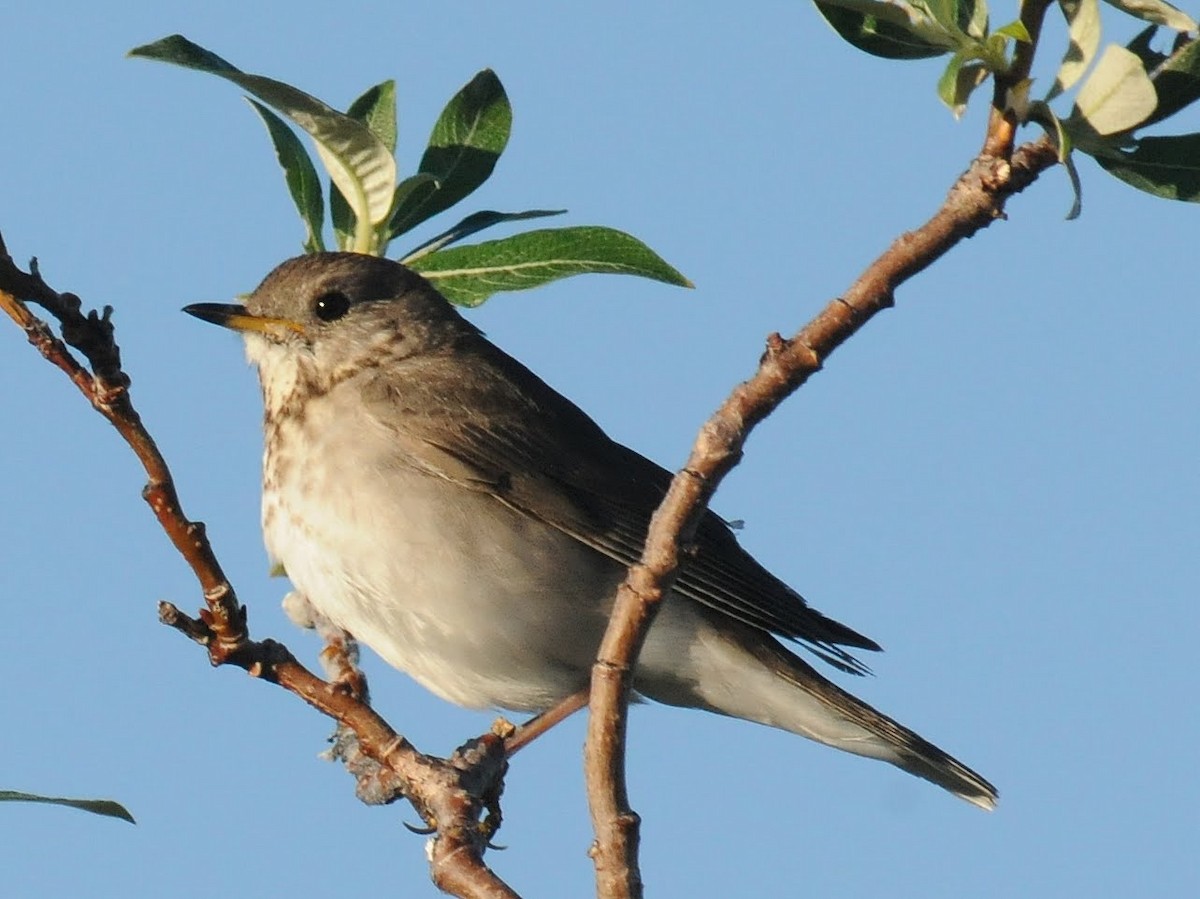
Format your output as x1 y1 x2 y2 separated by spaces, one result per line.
2 3 1197 897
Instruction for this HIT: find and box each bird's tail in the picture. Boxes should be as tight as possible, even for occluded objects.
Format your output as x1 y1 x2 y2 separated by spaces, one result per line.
644 618 999 810
752 636 998 810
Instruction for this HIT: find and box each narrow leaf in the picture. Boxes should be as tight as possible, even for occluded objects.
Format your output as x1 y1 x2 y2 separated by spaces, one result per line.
813 0 956 60
408 226 692 307
1063 152 1085 220
0 790 135 824
1031 99 1084 218
346 80 398 154
939 0 991 38
333 81 400 250
1072 44 1157 135
248 101 325 254
1141 34 1200 128
938 51 989 117
1028 100 1074 163
938 51 968 110
130 35 396 248
330 183 355 251
391 173 438 210
965 0 990 40
401 209 567 263
1101 0 1197 32
1125 25 1166 72
1048 0 1102 101
916 0 964 34
995 20 1032 42
388 70 512 239
1092 133 1200 201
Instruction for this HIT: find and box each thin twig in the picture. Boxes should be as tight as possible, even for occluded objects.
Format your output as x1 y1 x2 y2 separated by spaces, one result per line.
982 0 1057 158
0 241 520 899
583 132 1060 898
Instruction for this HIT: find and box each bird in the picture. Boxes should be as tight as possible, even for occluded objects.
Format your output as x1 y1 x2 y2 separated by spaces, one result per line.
184 251 997 810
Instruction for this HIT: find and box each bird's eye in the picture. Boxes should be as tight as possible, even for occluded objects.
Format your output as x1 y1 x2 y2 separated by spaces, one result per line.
314 290 351 322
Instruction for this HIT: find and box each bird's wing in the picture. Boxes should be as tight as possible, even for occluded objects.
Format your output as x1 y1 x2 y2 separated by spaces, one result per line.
362 342 880 674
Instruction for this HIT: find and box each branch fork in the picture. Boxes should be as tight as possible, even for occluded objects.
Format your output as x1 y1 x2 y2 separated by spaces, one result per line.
0 239 521 899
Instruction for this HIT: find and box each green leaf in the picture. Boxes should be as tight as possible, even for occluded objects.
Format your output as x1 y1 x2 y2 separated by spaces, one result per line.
995 19 1032 42
1101 0 1198 32
387 70 512 239
1032 100 1084 218
1141 34 1200 128
964 0 989 40
912 0 990 39
1063 152 1085 219
1125 25 1166 72
813 0 956 59
1048 0 1102 101
408 226 692 307
1028 101 1073 162
130 35 396 252
401 209 567 263
1072 44 1157 135
330 183 354 251
247 101 325 254
914 0 960 32
346 80 398 154
1092 133 1200 201
937 51 990 117
130 35 238 73
333 81 400 250
0 790 135 824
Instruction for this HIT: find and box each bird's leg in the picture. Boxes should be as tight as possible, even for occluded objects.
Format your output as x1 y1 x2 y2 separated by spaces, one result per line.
503 688 590 755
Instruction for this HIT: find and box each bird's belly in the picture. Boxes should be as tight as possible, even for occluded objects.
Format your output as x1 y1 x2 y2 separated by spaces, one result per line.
263 439 620 712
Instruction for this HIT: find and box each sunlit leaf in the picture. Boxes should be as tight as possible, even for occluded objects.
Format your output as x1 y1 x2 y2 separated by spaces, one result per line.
330 183 354 251
915 0 962 33
408 226 691 307
965 0 989 40
937 51 990 117
1072 44 1157 135
248 101 325 254
1101 0 1197 32
813 0 957 60
347 80 398 154
130 35 396 251
388 70 511 239
1048 0 1101 101
401 209 566 263
332 81 401 250
995 20 1032 42
906 0 987 40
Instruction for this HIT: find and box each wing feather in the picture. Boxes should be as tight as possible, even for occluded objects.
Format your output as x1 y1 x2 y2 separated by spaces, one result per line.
361 338 881 674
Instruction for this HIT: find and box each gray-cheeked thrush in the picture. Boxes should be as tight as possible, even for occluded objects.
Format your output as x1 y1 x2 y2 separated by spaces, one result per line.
185 252 997 810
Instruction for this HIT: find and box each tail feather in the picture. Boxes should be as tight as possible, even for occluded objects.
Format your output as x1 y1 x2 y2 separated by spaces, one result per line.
762 640 998 810
636 609 998 809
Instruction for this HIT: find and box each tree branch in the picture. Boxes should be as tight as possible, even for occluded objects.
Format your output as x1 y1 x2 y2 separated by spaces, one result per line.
0 237 521 899
982 0 1056 158
584 135 1061 897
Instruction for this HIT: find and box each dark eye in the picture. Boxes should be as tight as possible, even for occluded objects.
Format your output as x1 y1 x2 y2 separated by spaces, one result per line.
314 290 351 322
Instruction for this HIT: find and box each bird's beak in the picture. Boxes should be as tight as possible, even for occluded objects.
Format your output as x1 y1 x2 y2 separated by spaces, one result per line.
183 303 305 337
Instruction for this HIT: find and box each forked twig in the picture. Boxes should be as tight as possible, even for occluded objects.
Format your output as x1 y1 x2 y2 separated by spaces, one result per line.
583 7 1063 883
0 237 520 899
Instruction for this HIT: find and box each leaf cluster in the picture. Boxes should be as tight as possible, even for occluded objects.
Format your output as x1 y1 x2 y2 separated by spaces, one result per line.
129 36 691 305
1 789 134 824
814 0 1200 206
